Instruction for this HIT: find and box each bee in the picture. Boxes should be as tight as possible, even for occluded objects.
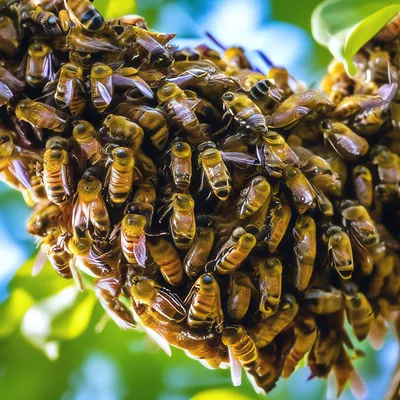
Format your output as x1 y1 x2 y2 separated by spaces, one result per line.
135 148 158 185
271 90 334 128
325 225 354 280
366 251 394 299
352 165 373 208
304 286 344 314
114 103 169 151
65 0 105 32
292 216 316 291
249 294 298 348
73 167 110 240
148 238 183 286
106 146 135 207
282 312 317 378
172 46 200 62
236 176 270 220
321 120 369 161
170 140 192 190
15 99 69 132
72 120 103 164
381 252 400 299
184 226 214 280
121 213 147 267
222 325 258 386
341 200 380 248
55 62 86 118
265 197 291 252
375 12 400 42
0 15 19 57
133 302 225 369
214 227 256 275
308 328 340 378
184 273 224 332
90 63 113 113
26 40 54 88
249 78 284 109
118 26 174 69
334 84 396 135
254 257 283 318
47 233 73 279
42 137 73 204
101 114 144 152
131 278 186 322
321 60 354 104
27 203 61 237
157 83 208 144
256 131 300 178
282 166 315 214
227 271 256 322
372 145 400 202
343 282 373 341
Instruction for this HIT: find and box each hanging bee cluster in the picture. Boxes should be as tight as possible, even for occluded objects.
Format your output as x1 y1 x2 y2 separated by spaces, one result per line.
1 0 400 395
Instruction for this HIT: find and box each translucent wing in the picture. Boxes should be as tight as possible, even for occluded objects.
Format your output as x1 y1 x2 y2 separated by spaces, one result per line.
133 233 147 267
228 346 243 386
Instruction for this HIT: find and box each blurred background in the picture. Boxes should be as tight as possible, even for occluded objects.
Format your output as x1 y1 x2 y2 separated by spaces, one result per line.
0 0 398 399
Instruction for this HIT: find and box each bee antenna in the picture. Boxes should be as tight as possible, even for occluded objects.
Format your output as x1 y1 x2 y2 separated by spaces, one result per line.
33 91 53 102
205 32 226 51
256 50 274 67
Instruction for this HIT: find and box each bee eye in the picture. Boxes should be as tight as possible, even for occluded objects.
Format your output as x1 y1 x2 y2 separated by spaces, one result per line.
47 15 58 26
202 274 213 284
223 92 234 101
320 120 330 130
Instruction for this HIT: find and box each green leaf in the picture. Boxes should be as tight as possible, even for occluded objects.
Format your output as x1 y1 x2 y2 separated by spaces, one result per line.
312 0 400 75
0 289 34 337
50 291 97 340
191 389 253 400
95 0 136 19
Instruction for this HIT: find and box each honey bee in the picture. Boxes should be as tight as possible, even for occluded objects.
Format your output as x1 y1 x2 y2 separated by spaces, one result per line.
133 302 225 369
170 140 192 190
184 273 224 332
135 148 158 185
249 78 284 109
325 225 354 280
214 227 256 275
16 99 69 132
198 141 231 201
255 257 283 317
148 238 183 286
249 294 298 348
256 131 300 178
65 0 105 32
341 200 380 248
26 40 54 88
72 120 103 164
292 216 316 291
321 60 354 104
352 165 373 208
114 103 169 151
271 90 334 128
265 196 291 252
0 15 19 57
372 145 400 201
366 251 394 298
183 226 214 280
308 328 340 378
375 13 400 42
321 120 369 161
27 203 61 237
304 286 344 314
112 66 154 98
131 277 186 322
42 136 73 204
73 167 110 240
222 325 258 386
343 282 374 341
157 83 208 144
47 232 73 279
119 26 174 68
90 63 113 113
236 175 270 219
227 271 256 322
101 114 144 152
106 146 135 207
121 213 147 267
55 62 86 118
282 312 317 378
283 166 315 214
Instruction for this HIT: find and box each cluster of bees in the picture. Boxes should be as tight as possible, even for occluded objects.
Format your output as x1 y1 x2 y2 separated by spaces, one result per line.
1 0 400 396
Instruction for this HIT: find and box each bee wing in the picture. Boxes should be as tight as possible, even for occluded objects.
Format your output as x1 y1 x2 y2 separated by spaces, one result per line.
245 370 265 395
220 151 260 166
60 163 72 197
69 259 84 292
93 81 113 107
228 346 243 386
9 159 31 189
368 315 388 350
32 245 48 277
0 81 13 100
112 74 154 99
144 326 172 356
377 82 398 101
133 232 147 267
349 369 367 400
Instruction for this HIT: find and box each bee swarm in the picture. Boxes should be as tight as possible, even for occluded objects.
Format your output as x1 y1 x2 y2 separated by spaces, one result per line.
1 0 400 396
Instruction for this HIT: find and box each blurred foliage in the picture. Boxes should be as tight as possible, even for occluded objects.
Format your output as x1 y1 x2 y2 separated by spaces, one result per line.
312 0 400 75
0 0 399 399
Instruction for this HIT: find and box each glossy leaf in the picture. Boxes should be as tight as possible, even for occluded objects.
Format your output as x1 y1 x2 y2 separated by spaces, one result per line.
312 0 400 75
191 389 253 400
95 0 137 19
